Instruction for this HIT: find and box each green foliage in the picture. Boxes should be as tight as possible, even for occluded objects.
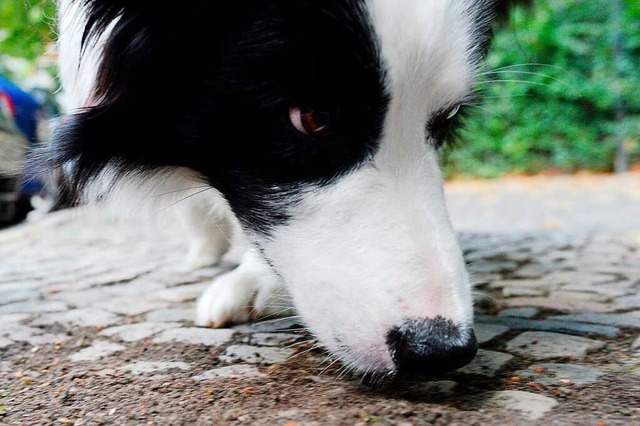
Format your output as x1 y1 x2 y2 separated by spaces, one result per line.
0 0 56 59
0 0 56 79
445 0 640 177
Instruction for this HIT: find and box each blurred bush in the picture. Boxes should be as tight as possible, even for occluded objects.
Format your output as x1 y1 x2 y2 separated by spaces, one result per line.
445 0 640 177
1 0 638 177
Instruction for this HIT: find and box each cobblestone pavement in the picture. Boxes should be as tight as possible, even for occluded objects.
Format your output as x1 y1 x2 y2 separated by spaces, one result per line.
0 174 639 425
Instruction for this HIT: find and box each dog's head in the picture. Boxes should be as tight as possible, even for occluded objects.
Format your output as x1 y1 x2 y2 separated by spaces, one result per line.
55 0 495 377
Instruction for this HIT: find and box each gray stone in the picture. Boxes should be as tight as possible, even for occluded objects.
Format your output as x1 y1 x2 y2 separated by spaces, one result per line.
33 308 121 328
123 361 191 375
0 337 14 348
153 283 209 303
94 298 169 316
503 296 618 313
515 363 606 386
219 345 295 365
506 331 606 360
409 380 459 396
476 315 620 338
549 313 640 330
0 301 67 315
100 322 182 342
193 365 267 381
0 289 39 305
250 333 300 347
154 327 234 346
502 287 545 297
0 324 68 345
51 288 109 308
145 308 194 323
615 294 640 309
467 261 518 274
474 324 510 344
0 313 31 324
497 308 539 319
487 390 558 421
633 336 640 350
70 341 126 362
234 317 302 333
457 350 513 377
542 271 615 286
105 280 167 297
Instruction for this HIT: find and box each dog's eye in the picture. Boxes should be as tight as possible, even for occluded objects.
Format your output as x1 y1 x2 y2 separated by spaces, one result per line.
289 107 332 136
446 105 461 120
429 104 464 148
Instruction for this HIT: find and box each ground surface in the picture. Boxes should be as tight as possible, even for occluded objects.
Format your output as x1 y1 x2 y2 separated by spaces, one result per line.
0 173 639 425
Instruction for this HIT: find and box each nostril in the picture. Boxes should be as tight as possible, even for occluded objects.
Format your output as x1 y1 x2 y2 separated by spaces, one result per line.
386 316 478 376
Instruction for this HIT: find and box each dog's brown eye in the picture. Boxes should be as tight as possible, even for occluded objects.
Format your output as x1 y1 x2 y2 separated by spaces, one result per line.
289 106 332 135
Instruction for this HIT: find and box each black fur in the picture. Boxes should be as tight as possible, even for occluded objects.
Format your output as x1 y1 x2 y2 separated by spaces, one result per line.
50 0 389 235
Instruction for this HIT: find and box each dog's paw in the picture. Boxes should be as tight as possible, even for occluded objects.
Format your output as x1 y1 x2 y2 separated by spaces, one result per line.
195 268 294 328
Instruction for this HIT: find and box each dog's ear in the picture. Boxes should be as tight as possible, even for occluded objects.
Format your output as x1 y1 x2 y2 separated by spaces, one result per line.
50 1 222 199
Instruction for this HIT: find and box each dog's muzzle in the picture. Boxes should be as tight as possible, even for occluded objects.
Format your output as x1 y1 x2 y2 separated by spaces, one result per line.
386 316 478 376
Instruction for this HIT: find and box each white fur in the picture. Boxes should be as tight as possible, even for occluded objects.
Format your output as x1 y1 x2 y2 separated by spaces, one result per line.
58 0 484 375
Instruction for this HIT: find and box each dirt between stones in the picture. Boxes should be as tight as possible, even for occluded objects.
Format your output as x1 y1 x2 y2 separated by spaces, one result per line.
1 326 639 426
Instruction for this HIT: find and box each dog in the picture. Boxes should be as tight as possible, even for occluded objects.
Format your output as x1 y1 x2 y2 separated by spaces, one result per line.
52 0 496 378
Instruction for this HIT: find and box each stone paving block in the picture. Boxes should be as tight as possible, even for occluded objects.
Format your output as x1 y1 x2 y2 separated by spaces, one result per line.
105 280 168 296
70 341 126 362
0 289 40 305
515 363 606 386
457 350 513 377
234 317 302 333
497 308 539 319
0 313 31 324
154 327 235 346
474 324 510 344
476 316 620 338
51 288 111 308
153 283 209 303
33 308 121 328
1 324 68 346
615 294 640 309
94 298 169 316
193 365 267 381
506 331 606 360
146 308 194 323
250 333 300 347
633 336 640 350
549 313 640 329
0 336 14 348
100 322 182 342
123 361 191 375
502 287 545 297
219 345 295 365
542 271 616 286
487 390 558 421
0 301 68 315
503 296 618 313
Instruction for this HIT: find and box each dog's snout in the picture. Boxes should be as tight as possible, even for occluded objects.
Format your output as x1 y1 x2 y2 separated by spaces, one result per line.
386 317 477 376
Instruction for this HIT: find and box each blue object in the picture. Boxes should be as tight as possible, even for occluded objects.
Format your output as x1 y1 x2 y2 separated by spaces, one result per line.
0 74 45 196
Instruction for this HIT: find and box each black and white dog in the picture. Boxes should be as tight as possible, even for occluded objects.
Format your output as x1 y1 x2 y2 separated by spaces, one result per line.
53 0 496 378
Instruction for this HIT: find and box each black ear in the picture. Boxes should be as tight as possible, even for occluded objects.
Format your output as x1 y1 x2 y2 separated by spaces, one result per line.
48 1 214 199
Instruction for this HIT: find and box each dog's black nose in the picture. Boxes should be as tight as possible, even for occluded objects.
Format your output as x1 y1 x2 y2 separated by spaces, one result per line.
386 317 477 376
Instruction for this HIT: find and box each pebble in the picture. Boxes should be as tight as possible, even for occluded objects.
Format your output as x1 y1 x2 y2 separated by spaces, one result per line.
506 331 606 360
145 308 194 323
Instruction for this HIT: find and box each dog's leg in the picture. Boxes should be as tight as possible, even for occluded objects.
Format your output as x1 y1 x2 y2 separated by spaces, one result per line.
176 195 233 269
196 249 295 327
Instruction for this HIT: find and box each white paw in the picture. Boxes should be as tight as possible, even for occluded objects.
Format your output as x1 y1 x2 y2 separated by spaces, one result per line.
186 245 224 270
195 260 294 328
